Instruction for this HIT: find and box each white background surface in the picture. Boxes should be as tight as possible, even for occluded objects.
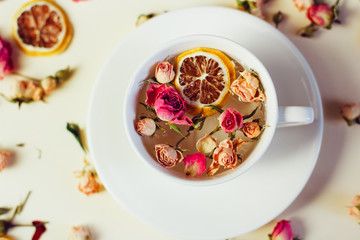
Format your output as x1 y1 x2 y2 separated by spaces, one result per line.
0 0 360 239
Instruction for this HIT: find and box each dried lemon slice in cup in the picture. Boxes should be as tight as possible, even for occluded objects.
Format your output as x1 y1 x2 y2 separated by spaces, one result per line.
12 0 72 56
174 47 236 116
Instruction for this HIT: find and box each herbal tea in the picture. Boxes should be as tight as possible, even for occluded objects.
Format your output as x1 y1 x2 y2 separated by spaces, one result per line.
134 47 266 178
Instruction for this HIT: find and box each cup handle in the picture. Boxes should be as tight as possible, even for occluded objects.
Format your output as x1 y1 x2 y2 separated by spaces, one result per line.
277 106 314 128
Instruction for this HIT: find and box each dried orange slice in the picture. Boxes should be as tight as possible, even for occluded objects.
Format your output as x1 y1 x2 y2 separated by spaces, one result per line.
174 47 236 116
12 0 72 56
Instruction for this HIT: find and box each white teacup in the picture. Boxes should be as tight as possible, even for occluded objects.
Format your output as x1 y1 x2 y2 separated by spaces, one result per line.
124 34 314 186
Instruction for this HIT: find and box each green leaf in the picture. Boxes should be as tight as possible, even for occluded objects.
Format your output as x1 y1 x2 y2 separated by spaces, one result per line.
139 102 156 114
11 191 31 221
206 105 224 113
55 66 71 83
0 208 11 216
66 123 85 152
298 24 319 38
273 11 284 28
168 123 186 138
243 106 259 120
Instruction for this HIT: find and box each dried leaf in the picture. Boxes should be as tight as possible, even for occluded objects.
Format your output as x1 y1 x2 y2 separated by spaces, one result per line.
273 11 284 28
11 191 31 221
66 123 85 152
168 123 186 138
0 208 11 216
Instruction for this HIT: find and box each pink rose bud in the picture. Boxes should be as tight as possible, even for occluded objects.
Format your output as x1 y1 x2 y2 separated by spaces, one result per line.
40 76 57 94
69 226 92 240
135 118 156 136
155 144 183 168
341 103 360 121
183 152 206 177
0 150 11 172
155 62 175 84
269 220 294 240
307 4 333 27
242 121 262 139
0 37 15 80
196 134 217 155
349 195 360 218
292 0 314 11
219 108 243 133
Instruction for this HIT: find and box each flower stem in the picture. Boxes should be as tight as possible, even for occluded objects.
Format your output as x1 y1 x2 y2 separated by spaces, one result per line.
209 124 221 136
11 72 41 82
175 132 191 148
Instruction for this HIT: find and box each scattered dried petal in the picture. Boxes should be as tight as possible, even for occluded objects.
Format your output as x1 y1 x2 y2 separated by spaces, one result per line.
32 221 47 240
78 171 102 196
69 226 92 240
136 13 156 27
0 150 11 172
349 195 360 218
292 0 314 11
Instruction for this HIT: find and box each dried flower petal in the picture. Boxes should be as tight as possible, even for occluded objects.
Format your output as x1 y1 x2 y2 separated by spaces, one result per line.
183 152 206 177
0 37 15 80
69 226 92 240
32 221 47 240
349 195 360 218
0 150 11 172
78 171 102 196
269 220 293 240
292 0 314 11
136 13 156 27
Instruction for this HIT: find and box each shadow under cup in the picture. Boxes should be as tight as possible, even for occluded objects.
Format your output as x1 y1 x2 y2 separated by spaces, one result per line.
124 34 311 186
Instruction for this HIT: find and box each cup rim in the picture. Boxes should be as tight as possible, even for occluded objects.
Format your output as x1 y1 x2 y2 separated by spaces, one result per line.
124 34 278 186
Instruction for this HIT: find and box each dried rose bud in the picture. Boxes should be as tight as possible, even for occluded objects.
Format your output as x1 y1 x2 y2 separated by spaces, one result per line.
78 171 102 196
55 67 70 83
155 62 175 84
0 150 11 172
183 152 206 177
69 226 92 240
349 195 360 219
242 121 262 139
269 220 294 240
40 76 57 94
0 37 15 80
154 144 183 168
196 134 217 155
307 4 334 28
9 79 43 102
135 118 156 136
341 103 360 121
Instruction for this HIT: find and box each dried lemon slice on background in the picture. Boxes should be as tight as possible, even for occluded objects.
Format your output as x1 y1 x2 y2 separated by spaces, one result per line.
12 0 72 56
174 47 236 116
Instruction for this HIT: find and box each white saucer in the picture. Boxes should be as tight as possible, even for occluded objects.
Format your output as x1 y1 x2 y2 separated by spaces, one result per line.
87 6 323 240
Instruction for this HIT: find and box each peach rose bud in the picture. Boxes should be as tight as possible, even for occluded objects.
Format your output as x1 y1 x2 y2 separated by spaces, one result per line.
0 150 11 172
242 121 261 139
135 118 156 136
196 134 217 155
183 152 207 177
341 103 360 126
269 220 294 240
69 226 92 240
349 195 360 218
155 62 175 84
40 76 57 94
230 71 265 103
155 144 183 168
